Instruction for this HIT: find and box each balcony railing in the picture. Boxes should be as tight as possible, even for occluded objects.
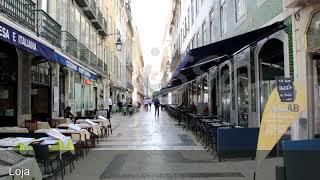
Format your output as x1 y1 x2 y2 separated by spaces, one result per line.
126 62 133 71
97 58 103 71
84 0 96 19
104 63 108 75
62 31 78 58
126 82 134 90
92 8 103 30
35 10 61 47
0 0 36 31
90 52 97 68
79 43 90 64
75 0 89 7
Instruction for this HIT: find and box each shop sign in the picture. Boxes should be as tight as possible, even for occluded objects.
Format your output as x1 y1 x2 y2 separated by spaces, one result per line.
0 21 54 60
277 77 294 102
255 81 307 175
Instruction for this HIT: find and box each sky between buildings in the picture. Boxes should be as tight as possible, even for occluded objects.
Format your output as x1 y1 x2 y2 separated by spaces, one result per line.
131 0 171 87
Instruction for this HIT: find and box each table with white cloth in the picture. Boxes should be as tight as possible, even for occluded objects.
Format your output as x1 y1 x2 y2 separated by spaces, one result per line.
35 129 90 142
0 127 29 133
57 123 101 135
36 121 51 130
76 119 108 127
0 151 42 180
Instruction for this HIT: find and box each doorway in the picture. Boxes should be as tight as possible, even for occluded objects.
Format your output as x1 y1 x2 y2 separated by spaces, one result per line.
237 66 249 127
31 61 51 122
0 42 18 126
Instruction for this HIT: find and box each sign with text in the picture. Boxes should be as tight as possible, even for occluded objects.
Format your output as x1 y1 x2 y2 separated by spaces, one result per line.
255 81 307 173
277 77 294 102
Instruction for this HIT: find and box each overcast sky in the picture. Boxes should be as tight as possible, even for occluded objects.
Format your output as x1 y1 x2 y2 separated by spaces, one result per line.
131 0 171 85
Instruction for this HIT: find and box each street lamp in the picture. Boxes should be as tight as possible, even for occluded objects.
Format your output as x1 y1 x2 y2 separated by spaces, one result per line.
116 37 123 51
99 31 123 51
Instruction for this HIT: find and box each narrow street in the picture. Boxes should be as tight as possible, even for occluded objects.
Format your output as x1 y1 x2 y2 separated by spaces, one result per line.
65 109 281 180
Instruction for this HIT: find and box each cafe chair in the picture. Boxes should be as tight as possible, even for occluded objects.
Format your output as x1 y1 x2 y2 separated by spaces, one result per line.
32 143 62 180
25 120 38 133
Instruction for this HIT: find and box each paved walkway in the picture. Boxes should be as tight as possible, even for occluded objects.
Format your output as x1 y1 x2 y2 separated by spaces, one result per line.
64 108 282 180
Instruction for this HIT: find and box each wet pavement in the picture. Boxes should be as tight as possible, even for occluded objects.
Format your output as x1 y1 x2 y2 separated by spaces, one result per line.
64 107 282 180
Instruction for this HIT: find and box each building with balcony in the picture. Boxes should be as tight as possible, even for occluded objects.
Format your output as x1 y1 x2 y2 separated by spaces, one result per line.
132 28 145 104
0 0 141 126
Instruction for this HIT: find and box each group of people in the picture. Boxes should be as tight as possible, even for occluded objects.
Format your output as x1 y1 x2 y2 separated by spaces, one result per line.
143 98 161 117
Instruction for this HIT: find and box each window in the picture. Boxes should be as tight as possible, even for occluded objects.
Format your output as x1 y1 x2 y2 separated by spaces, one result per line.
40 0 48 12
191 0 194 25
187 8 190 30
196 0 199 15
220 0 227 35
196 31 200 47
235 0 246 21
209 8 215 43
202 21 207 46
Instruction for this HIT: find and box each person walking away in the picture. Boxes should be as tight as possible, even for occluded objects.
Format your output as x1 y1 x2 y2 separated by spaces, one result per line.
143 98 148 110
121 97 127 115
117 100 123 113
154 98 160 117
107 97 113 114
148 98 152 111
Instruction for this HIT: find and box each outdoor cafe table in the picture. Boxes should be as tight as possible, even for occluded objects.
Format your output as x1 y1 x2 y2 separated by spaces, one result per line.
57 123 102 135
0 127 29 133
35 129 90 142
0 150 42 180
36 121 51 130
76 119 108 128
0 137 34 153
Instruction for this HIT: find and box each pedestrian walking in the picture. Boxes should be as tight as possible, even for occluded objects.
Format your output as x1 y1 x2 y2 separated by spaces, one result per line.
143 98 148 110
148 98 152 111
117 100 123 113
107 96 113 114
154 98 160 117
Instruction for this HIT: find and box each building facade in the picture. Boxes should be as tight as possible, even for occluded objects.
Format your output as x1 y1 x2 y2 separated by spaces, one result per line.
162 0 320 140
132 28 145 105
0 0 140 126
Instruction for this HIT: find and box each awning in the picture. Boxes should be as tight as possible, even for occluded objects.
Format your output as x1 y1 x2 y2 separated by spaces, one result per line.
161 21 286 93
0 19 97 80
0 21 54 60
53 52 97 80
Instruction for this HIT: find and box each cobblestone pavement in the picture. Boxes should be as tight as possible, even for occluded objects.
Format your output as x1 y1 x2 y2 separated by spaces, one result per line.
64 108 282 180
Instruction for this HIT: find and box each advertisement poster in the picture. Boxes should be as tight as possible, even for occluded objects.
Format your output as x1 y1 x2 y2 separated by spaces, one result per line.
255 81 307 172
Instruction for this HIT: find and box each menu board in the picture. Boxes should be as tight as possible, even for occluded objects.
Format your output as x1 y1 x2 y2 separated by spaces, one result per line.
277 77 294 102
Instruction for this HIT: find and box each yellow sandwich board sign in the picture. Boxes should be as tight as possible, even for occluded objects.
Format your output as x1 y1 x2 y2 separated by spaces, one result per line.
255 79 307 175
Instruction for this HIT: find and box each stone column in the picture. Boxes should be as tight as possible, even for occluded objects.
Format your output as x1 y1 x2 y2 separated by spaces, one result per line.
16 50 32 126
49 62 59 118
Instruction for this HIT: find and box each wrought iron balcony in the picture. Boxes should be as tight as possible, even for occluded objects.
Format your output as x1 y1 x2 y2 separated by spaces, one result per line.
104 63 108 75
84 0 96 19
62 31 78 58
126 81 134 90
75 0 89 7
97 58 103 71
98 16 108 37
92 8 103 30
0 0 36 31
90 52 97 68
35 10 61 47
126 61 133 71
79 43 90 64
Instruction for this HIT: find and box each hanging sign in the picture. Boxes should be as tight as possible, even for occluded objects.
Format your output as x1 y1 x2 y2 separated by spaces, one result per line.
255 80 307 176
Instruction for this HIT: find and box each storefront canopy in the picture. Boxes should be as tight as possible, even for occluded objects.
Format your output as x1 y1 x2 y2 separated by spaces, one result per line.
161 21 286 94
0 20 96 80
